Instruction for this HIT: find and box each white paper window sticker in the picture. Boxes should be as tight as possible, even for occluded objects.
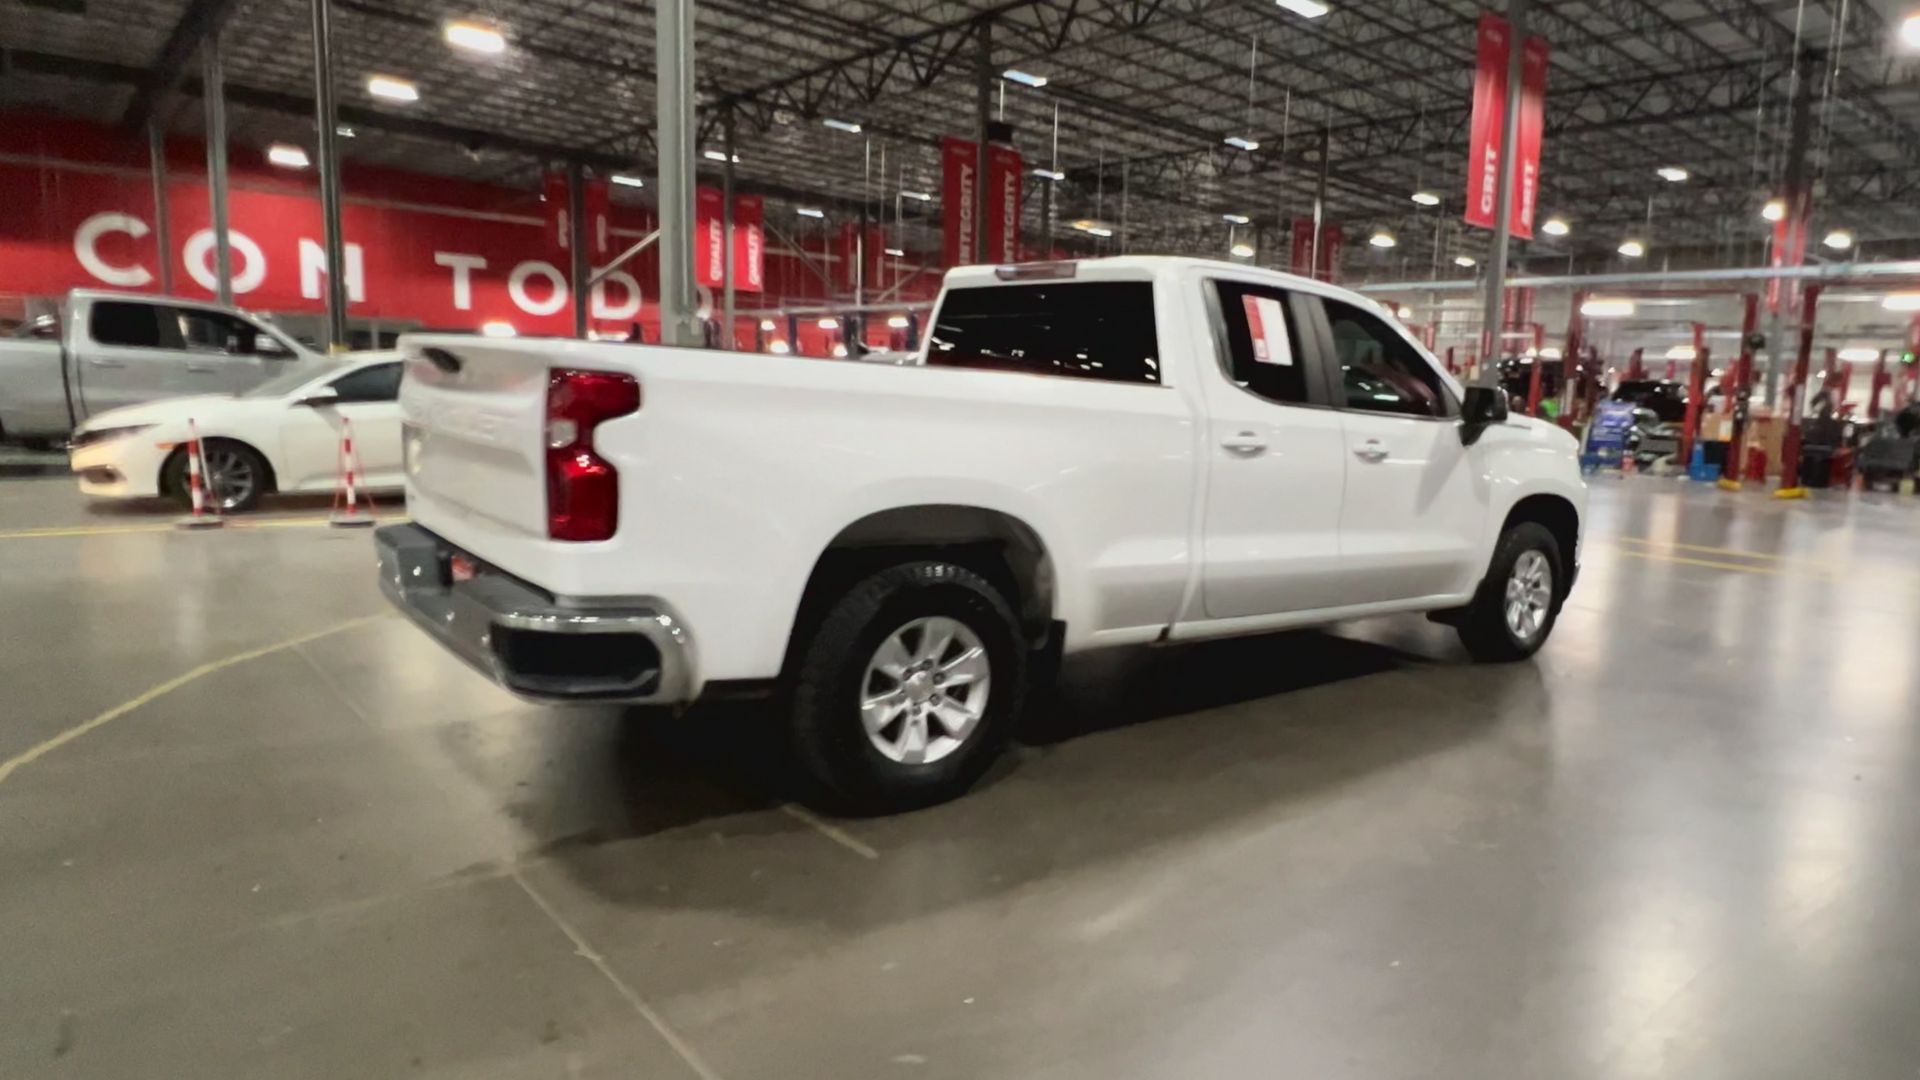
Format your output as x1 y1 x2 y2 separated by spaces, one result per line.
1240 294 1294 366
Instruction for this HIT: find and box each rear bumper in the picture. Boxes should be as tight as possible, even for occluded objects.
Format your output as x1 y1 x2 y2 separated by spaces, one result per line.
374 523 695 704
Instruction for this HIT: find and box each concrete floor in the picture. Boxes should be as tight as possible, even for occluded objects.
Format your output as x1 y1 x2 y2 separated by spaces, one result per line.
3 474 1919 1080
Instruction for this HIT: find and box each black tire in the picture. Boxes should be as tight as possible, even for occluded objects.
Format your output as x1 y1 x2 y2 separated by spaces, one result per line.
789 561 1026 813
1457 521 1564 663
161 439 270 513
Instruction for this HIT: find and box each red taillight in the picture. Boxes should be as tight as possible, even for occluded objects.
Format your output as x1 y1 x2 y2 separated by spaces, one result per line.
546 368 640 542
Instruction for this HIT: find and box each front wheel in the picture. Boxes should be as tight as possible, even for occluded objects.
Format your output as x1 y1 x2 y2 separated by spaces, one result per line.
163 440 269 513
789 561 1027 813
1457 522 1564 662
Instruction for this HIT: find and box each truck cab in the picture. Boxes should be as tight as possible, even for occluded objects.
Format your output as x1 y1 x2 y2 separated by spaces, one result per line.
0 290 322 443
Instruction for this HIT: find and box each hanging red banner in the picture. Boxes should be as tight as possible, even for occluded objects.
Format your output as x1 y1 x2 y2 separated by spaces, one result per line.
1514 35 1550 239
1465 15 1546 241
694 186 726 288
582 176 611 259
541 169 571 254
732 193 764 294
1317 224 1344 283
1290 217 1315 277
985 143 1024 264
941 136 979 267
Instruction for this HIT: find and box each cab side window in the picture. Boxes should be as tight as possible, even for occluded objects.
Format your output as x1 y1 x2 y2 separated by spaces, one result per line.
90 302 173 349
328 363 403 403
1322 299 1453 418
1213 281 1312 406
177 309 269 355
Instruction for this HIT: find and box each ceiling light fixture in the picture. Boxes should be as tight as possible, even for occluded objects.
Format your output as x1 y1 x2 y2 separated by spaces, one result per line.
266 144 310 169
1901 13 1920 48
1274 0 1330 16
1761 198 1787 222
1823 229 1854 251
1883 293 1920 312
887 315 912 328
1656 166 1689 183
335 125 356 138
821 118 863 133
1542 218 1570 236
883 247 906 257
1001 69 1049 88
1231 242 1256 258
610 174 645 188
900 190 934 201
480 320 516 337
1837 346 1882 362
703 149 740 163
769 340 791 354
796 207 825 218
444 20 506 54
1031 168 1066 181
1368 230 1396 249
1222 213 1251 224
1223 135 1260 152
1454 255 1476 267
1618 239 1646 258
1581 298 1636 318
759 319 776 331
367 75 419 102
1411 191 1441 206
817 317 840 329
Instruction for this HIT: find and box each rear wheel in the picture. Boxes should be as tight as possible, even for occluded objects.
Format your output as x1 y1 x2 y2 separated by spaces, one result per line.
789 561 1026 812
163 440 269 513
1457 522 1563 662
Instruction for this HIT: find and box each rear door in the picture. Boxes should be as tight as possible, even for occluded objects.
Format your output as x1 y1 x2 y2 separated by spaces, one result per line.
1308 294 1488 604
73 299 217 417
1196 278 1349 617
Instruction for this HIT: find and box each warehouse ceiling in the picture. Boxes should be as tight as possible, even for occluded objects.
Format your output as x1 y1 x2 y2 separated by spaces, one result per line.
4 0 1919 281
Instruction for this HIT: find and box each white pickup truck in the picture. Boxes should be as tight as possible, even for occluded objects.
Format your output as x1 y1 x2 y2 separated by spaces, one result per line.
376 256 1585 810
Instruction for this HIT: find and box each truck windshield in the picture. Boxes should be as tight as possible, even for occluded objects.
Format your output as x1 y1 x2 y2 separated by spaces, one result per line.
927 281 1160 385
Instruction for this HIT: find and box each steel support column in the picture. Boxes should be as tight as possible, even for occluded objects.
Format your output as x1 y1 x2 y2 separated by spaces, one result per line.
1679 320 1709 467
202 32 233 305
1310 125 1328 278
147 122 174 295
654 0 700 347
1719 295 1762 488
1766 68 1816 406
310 0 349 349
721 109 736 348
568 160 588 338
1776 284 1821 494
1478 0 1528 380
974 17 992 261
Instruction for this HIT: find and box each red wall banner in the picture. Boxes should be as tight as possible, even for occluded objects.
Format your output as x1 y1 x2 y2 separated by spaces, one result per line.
732 194 765 293
1465 15 1546 240
583 176 612 260
690 186 766 294
541 169 571 255
941 136 979 267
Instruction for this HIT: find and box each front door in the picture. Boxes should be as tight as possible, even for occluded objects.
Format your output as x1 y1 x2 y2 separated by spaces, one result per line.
280 362 405 491
1313 295 1489 604
1198 279 1350 618
73 299 223 419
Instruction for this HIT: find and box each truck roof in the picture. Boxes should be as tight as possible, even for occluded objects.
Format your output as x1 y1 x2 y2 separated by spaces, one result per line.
940 255 1389 311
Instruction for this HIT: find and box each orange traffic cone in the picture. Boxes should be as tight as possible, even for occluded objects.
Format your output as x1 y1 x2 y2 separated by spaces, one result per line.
175 419 225 530
328 416 377 529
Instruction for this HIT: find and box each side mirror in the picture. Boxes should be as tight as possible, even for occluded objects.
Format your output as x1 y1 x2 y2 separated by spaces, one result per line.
1460 384 1508 445
296 387 340 408
255 333 292 357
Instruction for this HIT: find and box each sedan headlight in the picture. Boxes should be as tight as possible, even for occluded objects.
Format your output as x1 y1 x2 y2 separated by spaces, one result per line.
69 423 156 450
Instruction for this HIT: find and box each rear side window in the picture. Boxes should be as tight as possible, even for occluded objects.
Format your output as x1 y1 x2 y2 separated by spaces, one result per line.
90 302 165 348
927 282 1160 385
329 363 403 403
1213 281 1311 405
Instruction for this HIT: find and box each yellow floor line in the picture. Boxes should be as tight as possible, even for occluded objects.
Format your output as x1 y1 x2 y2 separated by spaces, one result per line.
1610 547 1791 576
1614 535 1826 566
0 613 389 788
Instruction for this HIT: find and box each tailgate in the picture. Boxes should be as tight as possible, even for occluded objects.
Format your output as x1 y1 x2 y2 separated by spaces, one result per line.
397 337 559 538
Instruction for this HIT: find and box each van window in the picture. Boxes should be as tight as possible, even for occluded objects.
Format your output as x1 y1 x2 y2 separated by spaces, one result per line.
927 282 1160 385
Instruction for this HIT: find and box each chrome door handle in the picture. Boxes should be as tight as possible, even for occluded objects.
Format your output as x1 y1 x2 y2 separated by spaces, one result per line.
1353 441 1389 462
1221 431 1268 454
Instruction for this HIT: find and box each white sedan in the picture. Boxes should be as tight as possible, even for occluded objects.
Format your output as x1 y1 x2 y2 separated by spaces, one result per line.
69 354 403 512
